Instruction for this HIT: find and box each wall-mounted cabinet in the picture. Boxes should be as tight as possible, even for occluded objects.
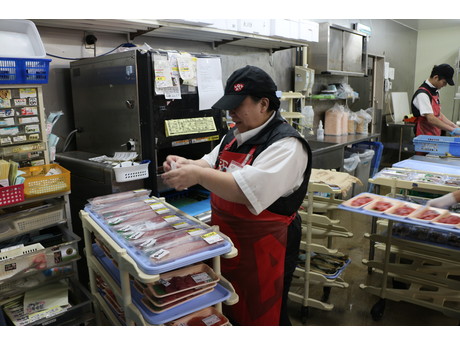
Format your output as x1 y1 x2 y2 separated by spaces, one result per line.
308 23 368 77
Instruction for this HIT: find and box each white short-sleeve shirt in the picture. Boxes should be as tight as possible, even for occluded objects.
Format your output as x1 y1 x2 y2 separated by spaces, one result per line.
201 112 309 215
412 80 437 116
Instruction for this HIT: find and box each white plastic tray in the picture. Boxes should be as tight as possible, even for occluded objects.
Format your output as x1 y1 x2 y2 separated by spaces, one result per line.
0 20 46 58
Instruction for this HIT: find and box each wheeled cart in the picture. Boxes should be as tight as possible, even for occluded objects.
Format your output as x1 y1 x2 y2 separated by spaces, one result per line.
80 194 238 326
289 180 353 323
340 191 460 322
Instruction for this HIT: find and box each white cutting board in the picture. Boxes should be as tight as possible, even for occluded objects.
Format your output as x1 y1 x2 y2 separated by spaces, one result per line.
391 92 411 123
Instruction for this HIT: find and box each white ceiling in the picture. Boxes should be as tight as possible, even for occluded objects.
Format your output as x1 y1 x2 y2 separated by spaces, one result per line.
393 19 460 31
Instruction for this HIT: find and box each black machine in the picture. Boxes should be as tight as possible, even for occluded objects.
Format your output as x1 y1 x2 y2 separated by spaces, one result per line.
56 50 227 282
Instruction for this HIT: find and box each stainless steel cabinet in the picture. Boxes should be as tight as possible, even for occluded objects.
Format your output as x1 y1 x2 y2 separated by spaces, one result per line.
309 23 368 76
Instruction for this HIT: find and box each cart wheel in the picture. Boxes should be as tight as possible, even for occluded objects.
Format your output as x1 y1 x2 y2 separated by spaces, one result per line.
300 306 309 324
321 286 331 302
370 298 386 321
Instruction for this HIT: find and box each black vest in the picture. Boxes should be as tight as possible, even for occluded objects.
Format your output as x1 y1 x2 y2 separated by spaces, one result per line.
411 82 439 118
215 111 312 216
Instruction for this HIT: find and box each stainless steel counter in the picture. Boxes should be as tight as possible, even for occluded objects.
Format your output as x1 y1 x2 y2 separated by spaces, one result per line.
306 133 380 170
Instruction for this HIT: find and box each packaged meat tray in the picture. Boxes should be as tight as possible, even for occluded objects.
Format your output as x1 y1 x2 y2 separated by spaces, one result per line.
407 206 447 223
384 203 421 218
142 284 215 310
431 212 460 228
165 306 230 326
341 193 380 208
87 189 151 207
86 207 232 275
146 263 219 298
91 243 232 324
363 198 401 213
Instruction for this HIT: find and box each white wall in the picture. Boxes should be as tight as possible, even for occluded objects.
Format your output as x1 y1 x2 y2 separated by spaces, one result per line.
414 26 460 120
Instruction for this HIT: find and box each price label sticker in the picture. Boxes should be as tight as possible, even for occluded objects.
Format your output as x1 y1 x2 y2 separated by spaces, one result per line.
172 222 190 229
107 217 123 225
191 272 211 283
163 215 181 223
140 238 156 248
150 249 169 260
148 201 164 208
160 278 171 287
201 232 224 244
202 314 221 326
127 232 144 240
116 225 132 233
154 207 170 214
187 228 207 236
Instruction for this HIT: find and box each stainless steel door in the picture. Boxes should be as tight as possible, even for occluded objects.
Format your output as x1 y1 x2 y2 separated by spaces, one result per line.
343 31 363 74
70 50 142 156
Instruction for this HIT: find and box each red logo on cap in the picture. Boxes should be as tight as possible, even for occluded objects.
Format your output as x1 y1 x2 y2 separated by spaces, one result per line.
233 83 244 92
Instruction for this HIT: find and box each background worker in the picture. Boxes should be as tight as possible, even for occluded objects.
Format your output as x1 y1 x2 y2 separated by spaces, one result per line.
411 63 460 138
162 65 311 326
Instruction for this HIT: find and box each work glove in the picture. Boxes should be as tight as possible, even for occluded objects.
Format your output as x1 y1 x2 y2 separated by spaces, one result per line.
426 193 457 209
450 128 460 136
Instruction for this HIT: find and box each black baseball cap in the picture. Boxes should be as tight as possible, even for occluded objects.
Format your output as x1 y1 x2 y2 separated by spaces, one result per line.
212 65 280 110
432 63 455 86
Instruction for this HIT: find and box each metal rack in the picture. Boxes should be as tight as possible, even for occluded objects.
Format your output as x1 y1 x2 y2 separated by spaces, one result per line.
289 181 353 323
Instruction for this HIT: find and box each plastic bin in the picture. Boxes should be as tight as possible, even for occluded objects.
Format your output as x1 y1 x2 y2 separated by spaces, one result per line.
0 19 46 58
0 57 51 84
413 135 460 156
0 184 25 207
344 147 374 196
113 160 150 182
352 141 384 192
20 164 71 198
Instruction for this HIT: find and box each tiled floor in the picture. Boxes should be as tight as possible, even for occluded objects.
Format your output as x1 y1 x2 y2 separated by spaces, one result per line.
287 209 459 326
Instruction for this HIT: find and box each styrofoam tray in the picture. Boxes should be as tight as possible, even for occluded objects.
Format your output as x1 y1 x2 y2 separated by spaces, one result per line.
0 20 46 58
407 206 447 223
338 195 460 235
431 213 460 229
362 198 401 214
384 203 421 218
165 306 230 326
341 193 381 208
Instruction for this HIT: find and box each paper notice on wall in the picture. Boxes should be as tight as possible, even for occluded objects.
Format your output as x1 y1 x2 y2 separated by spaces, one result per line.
154 53 181 100
197 58 224 110
153 55 174 97
177 53 197 86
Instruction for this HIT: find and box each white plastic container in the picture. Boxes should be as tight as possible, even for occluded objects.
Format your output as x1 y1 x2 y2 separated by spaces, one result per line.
316 120 324 140
0 20 46 58
301 106 314 128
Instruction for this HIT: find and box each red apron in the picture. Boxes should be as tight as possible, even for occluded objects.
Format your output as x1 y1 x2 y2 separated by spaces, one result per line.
211 138 294 326
415 87 441 137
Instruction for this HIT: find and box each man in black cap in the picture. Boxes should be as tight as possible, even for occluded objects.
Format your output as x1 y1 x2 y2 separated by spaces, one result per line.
162 65 311 325
411 63 460 139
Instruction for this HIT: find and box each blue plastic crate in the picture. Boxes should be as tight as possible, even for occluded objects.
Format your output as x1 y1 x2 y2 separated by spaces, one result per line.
0 57 51 84
413 135 460 156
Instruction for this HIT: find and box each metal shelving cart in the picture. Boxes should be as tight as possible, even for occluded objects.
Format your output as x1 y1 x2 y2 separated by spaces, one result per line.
340 165 460 321
289 180 353 323
81 195 239 326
